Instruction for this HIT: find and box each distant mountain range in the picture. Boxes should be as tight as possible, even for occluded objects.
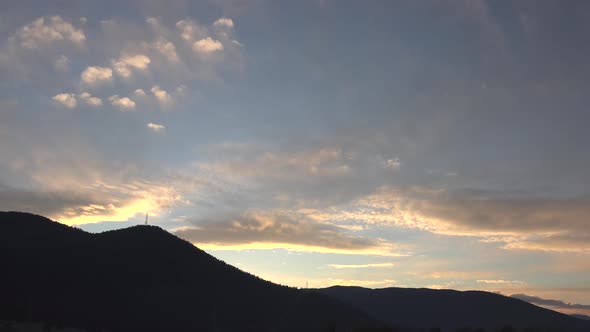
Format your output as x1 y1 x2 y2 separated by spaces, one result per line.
318 286 590 331
1 211 589 332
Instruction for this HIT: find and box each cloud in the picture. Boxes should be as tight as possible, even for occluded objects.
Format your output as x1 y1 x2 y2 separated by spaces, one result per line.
54 55 70 72
399 190 590 237
112 54 151 78
328 263 394 269
258 272 397 289
134 89 146 96
188 142 372 212
213 17 235 29
108 95 135 111
0 148 186 226
511 294 590 310
15 16 85 49
56 16 243 91
0 183 106 218
271 185 590 253
81 66 113 84
62 178 181 226
0 146 182 226
151 85 171 104
53 92 102 108
311 278 396 288
477 279 524 285
193 37 224 54
503 234 590 253
383 157 401 170
175 85 187 95
197 145 351 181
78 92 102 106
337 186 590 238
176 19 208 42
147 122 165 132
52 93 77 108
174 209 398 255
152 38 179 62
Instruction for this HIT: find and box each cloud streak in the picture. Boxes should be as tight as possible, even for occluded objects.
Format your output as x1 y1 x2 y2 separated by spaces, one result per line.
174 209 399 255
0 183 104 218
196 144 351 181
511 294 590 310
328 263 395 269
308 186 590 252
147 122 165 132
477 279 524 285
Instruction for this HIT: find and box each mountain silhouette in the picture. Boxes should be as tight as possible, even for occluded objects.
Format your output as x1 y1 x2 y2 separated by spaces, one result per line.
0 212 378 332
318 286 590 331
3 212 590 332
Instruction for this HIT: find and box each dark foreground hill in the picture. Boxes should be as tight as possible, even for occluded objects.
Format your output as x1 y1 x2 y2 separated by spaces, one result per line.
318 286 590 331
3 212 589 332
0 212 378 332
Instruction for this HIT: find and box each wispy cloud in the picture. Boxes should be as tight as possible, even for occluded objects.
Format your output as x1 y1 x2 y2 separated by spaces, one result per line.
257 272 396 288
196 144 351 181
315 186 590 252
0 171 183 226
328 262 395 269
503 234 590 253
511 294 590 310
477 279 524 285
54 55 70 71
383 157 401 170
147 122 166 132
174 209 402 256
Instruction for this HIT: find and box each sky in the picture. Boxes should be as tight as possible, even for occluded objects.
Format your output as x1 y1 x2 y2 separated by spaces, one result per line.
1 0 589 316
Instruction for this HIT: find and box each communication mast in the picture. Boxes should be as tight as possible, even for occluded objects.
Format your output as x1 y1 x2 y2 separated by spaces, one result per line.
145 212 149 225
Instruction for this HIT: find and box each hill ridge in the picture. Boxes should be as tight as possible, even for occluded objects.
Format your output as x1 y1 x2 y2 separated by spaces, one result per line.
0 211 378 332
318 285 590 331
